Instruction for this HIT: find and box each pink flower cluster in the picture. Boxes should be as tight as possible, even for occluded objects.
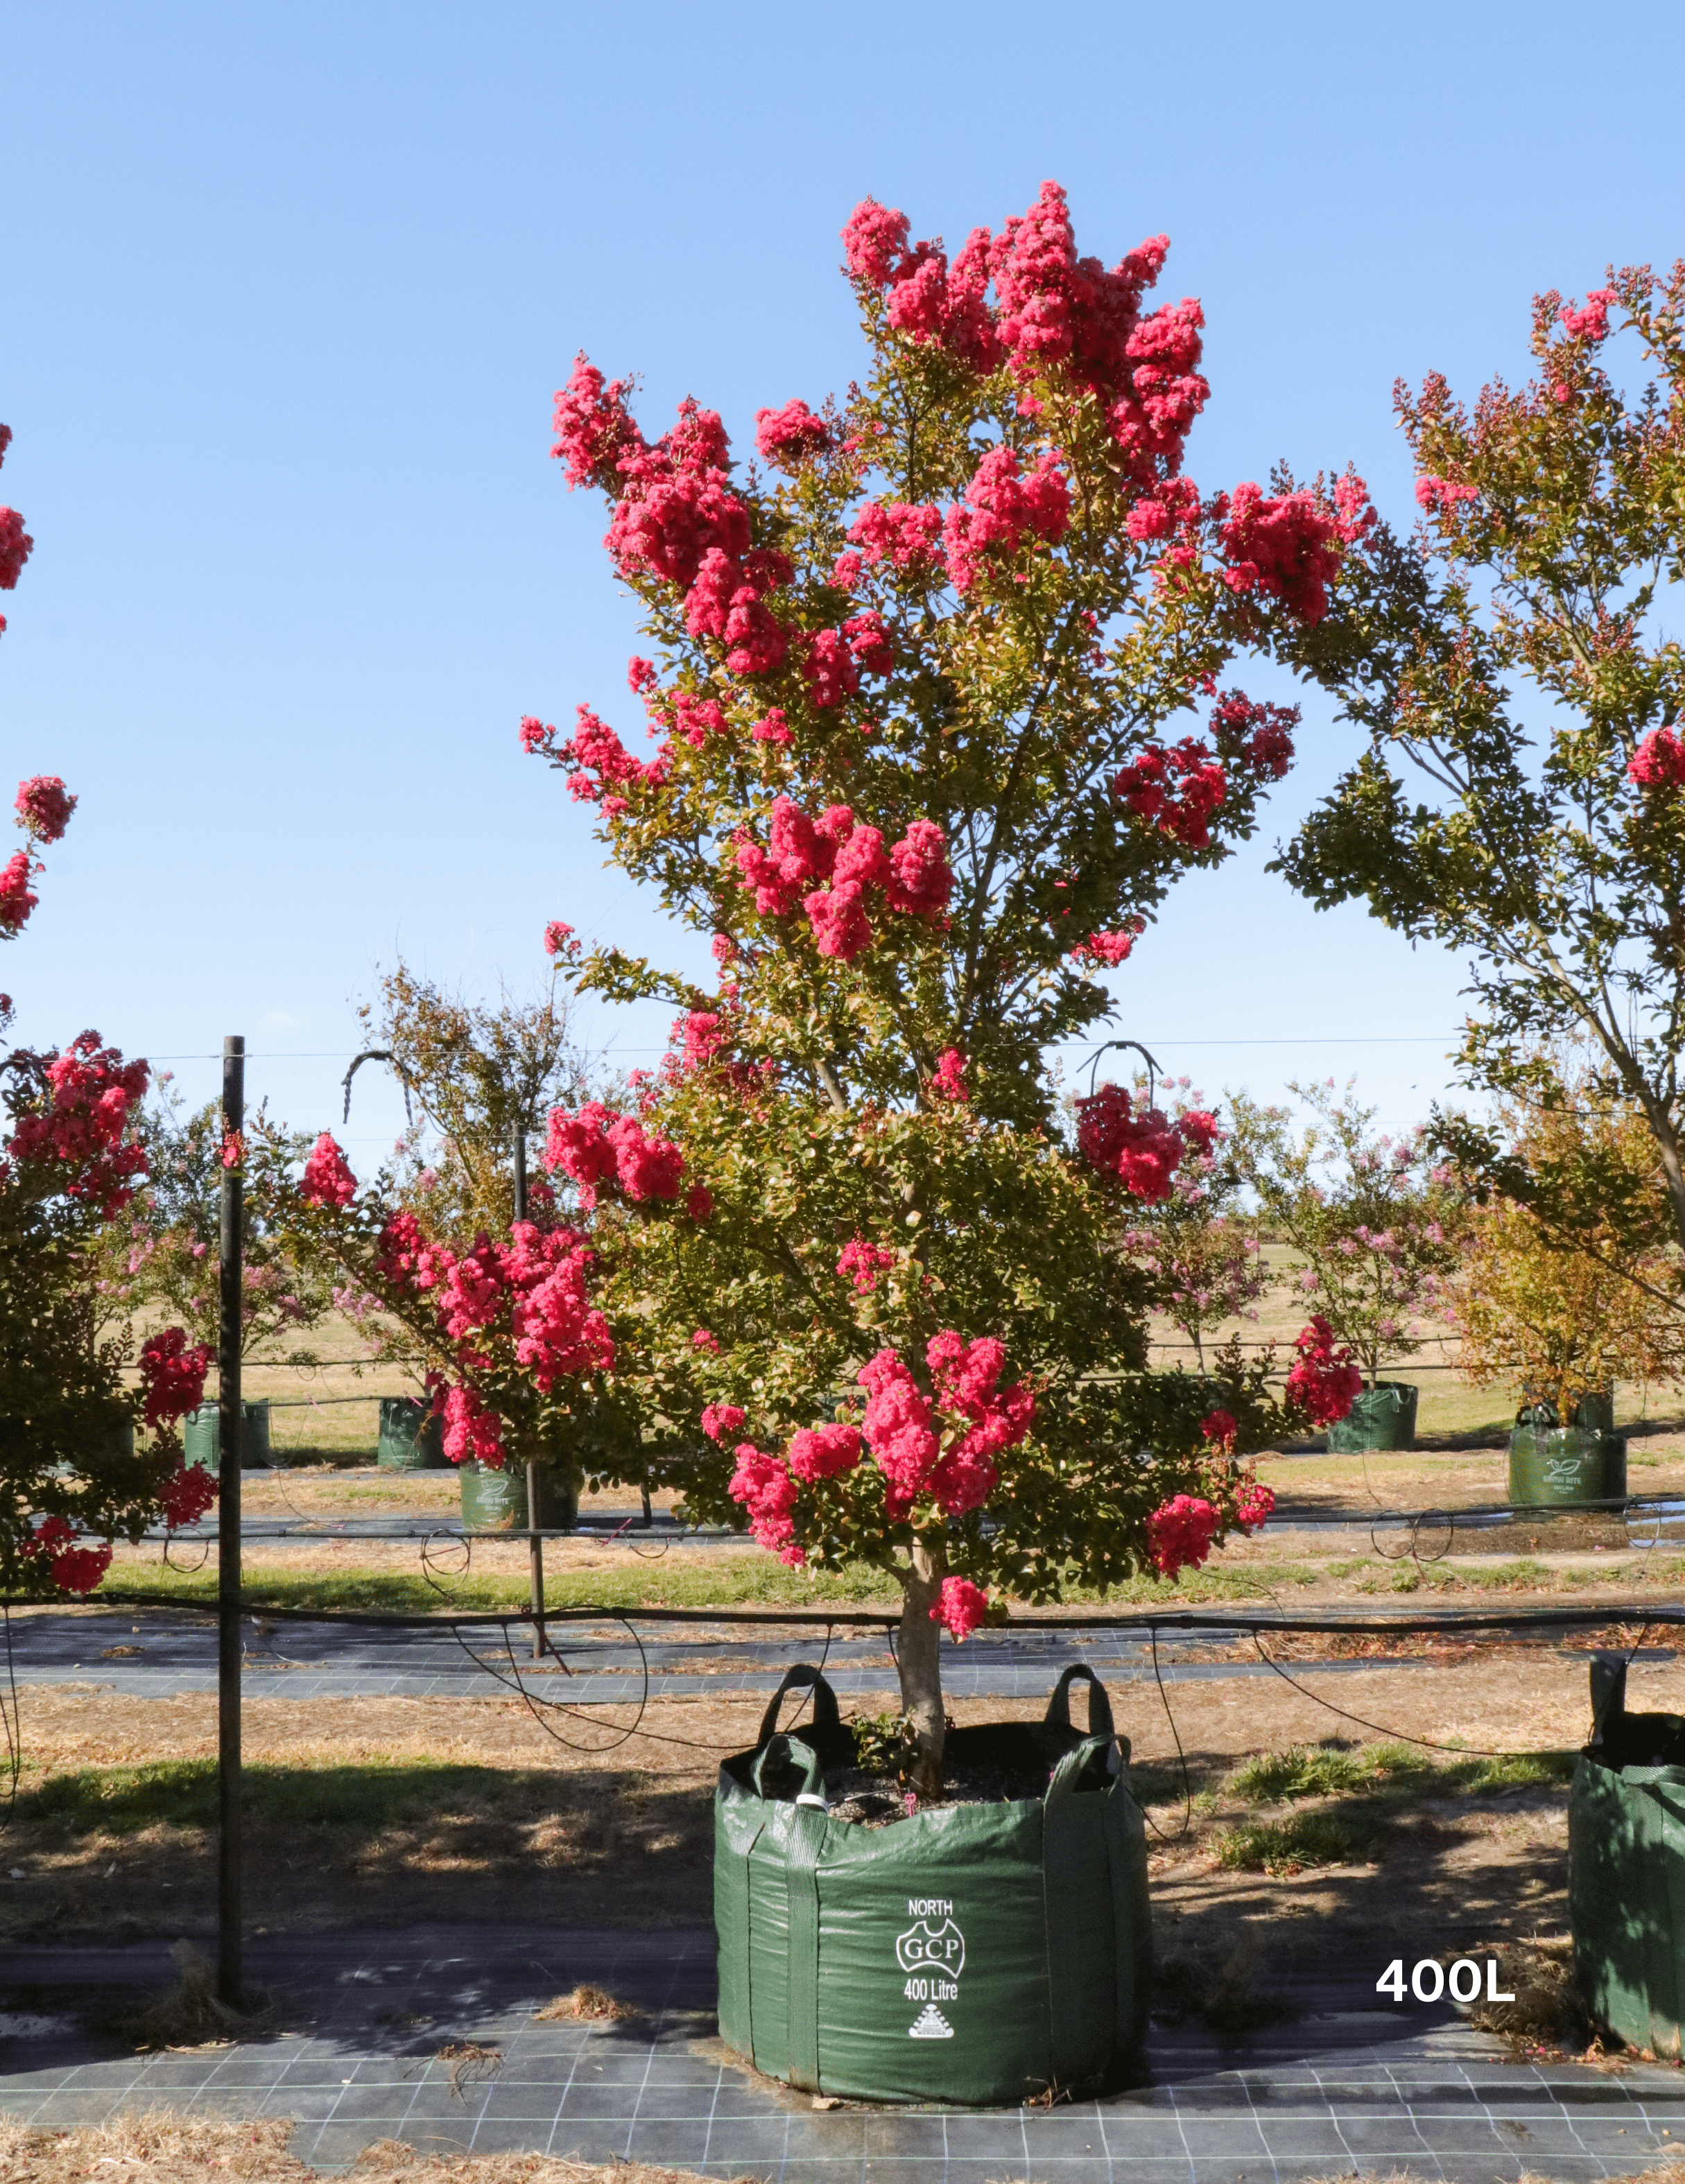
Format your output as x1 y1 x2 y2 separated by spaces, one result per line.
1283 1315 1362 1428
1146 1494 1218 1577
299 1132 358 1208
1209 690 1299 783
788 1422 863 1480
846 499 945 576
1415 475 1479 515
733 799 952 961
1075 1085 1212 1202
1559 289 1617 343
1234 1481 1275 1534
1069 926 1141 969
842 185 1209 485
837 1237 897 1292
441 1383 504 1466
539 704 669 818
0 851 37 936
138 1326 214 1430
159 1463 218 1529
755 399 831 468
1630 728 1685 791
928 1048 968 1102
1114 739 1228 849
6 1034 148 1212
858 1333 1032 1520
931 1575 989 1638
702 1402 746 1442
15 776 76 844
1217 476 1372 627
544 919 580 958
727 1443 804 1562
1199 1407 1237 1454
24 1516 111 1595
943 447 1070 593
544 1100 686 1206
551 363 790 679
0 425 28 639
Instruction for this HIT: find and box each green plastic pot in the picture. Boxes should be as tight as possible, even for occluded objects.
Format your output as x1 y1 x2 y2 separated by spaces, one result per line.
1327 1380 1419 1453
1571 1658 1685 2054
458 1457 579 1532
182 1400 271 1474
1508 1405 1627 1506
376 1397 448 1471
716 1664 1151 2106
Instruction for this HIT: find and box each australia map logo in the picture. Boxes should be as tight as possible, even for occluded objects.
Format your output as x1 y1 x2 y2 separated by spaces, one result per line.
897 1899 964 2038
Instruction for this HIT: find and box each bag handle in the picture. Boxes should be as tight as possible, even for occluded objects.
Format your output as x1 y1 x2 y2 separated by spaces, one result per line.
1044 1663 1115 1742
750 1731 825 1805
755 1663 842 1749
1045 1734 1115 1805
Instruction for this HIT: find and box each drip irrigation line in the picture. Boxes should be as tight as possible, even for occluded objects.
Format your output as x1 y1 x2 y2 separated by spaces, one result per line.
18 1591 1685 1638
1143 1627 1193 1845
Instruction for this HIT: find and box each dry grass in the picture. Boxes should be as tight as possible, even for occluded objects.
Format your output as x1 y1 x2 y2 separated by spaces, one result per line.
0 2111 750 2184
534 1984 637 2023
119 1941 275 2052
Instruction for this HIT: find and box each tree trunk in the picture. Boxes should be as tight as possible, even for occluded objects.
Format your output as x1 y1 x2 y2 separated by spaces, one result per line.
897 1541 947 1797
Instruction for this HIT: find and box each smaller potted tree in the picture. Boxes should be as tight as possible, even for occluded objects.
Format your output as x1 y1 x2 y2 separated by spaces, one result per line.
1231 1077 1462 1450
341 955 603 1511
1116 1076 1269 1375
1446 1072 1684 1506
101 1086 339 1471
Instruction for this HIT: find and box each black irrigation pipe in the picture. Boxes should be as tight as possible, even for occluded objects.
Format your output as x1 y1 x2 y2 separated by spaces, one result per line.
13 1590 1685 1637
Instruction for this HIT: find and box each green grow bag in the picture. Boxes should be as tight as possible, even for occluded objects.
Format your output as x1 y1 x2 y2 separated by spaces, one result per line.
376 1397 448 1471
1327 1380 1419 1453
1570 1658 1685 2054
715 1663 1152 2106
458 1457 578 1532
182 1400 270 1474
1509 1394 1626 1507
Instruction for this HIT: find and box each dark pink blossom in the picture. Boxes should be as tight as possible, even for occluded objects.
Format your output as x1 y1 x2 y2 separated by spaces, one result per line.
788 1423 863 1481
139 1327 214 1430
755 399 830 467
1146 1494 1218 1577
929 1048 968 1102
837 1238 896 1292
300 1132 358 1208
944 447 1071 593
702 1403 746 1442
1559 289 1617 343
931 1576 989 1638
14 777 75 844
0 850 37 935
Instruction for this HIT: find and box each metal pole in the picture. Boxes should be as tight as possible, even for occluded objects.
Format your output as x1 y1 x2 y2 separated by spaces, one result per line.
512 1130 545 1661
216 1034 244 2008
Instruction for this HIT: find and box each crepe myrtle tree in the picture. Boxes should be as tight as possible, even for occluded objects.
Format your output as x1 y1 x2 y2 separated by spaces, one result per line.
516 184 1366 1788
274 1128 623 1485
0 425 216 1594
1228 1079 1464 1388
1113 1075 1270 1373
1277 264 1685 1283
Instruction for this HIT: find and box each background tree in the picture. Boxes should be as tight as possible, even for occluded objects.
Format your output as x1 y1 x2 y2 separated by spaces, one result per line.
347 957 594 1239
515 183 1365 1787
1228 1078 1462 1387
101 1084 336 1366
1112 1073 1268 1372
1449 1059 1685 1416
1279 264 1685 1283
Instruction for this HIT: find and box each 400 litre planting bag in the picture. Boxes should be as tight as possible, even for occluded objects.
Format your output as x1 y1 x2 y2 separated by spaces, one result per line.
1571 1657 1685 2054
715 1664 1151 2106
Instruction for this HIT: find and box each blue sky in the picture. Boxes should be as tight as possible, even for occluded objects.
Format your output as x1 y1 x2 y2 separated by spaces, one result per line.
3 0 1681 1154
